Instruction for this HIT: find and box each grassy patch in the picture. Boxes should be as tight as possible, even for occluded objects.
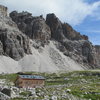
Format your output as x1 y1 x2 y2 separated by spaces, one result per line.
19 91 31 96
45 70 100 100
11 97 25 100
0 73 18 82
0 70 100 100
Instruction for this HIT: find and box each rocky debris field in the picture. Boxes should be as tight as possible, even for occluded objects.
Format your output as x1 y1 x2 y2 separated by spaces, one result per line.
0 71 99 100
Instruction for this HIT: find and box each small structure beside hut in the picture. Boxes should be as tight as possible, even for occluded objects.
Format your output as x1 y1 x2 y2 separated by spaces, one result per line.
15 75 45 88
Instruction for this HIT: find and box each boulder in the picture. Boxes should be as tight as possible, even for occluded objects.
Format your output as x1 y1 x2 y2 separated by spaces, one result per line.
1 88 11 96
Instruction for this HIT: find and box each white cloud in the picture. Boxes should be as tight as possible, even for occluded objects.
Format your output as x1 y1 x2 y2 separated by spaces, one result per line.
0 0 100 25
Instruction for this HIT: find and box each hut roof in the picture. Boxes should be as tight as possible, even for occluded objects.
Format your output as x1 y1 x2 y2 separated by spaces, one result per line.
19 75 45 80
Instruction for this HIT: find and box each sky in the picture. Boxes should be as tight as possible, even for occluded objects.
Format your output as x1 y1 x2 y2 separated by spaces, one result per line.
0 0 100 45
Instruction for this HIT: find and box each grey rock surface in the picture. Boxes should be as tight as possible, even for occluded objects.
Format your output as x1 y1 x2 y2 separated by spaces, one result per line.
95 45 100 67
46 13 99 68
10 11 51 45
0 5 99 69
0 8 31 60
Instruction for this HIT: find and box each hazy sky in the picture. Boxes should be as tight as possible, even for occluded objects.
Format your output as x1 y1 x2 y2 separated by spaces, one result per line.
0 0 100 45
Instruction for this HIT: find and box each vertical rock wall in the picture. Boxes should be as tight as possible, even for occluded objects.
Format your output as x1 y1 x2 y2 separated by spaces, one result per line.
0 5 8 16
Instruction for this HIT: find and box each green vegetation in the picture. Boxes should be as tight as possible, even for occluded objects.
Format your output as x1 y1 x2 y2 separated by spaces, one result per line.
0 70 100 100
11 97 25 100
45 71 100 100
0 73 18 82
19 91 31 97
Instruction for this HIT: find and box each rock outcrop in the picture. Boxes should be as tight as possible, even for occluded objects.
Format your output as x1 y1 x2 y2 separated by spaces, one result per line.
46 13 97 68
95 45 100 67
10 11 51 45
46 13 88 41
0 29 31 60
46 13 65 41
0 5 8 16
0 5 99 71
0 7 31 60
9 12 100 68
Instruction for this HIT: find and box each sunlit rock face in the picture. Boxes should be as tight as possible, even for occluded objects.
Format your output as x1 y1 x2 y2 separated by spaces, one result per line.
9 11 100 68
0 5 99 73
46 13 98 68
0 5 8 16
95 46 100 68
0 6 31 60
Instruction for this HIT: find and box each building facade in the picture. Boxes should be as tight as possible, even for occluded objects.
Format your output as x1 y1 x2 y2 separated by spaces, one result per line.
15 75 45 88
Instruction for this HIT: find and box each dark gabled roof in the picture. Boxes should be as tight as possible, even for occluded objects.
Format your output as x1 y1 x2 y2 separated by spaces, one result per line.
19 75 45 80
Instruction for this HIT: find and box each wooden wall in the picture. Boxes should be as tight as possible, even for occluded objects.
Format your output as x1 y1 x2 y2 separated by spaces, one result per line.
16 77 45 88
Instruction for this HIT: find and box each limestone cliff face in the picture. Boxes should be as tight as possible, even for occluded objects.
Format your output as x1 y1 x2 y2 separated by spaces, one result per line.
10 11 51 45
9 11 100 68
95 46 100 67
46 13 88 41
0 5 100 69
0 6 31 60
46 13 98 68
0 5 8 16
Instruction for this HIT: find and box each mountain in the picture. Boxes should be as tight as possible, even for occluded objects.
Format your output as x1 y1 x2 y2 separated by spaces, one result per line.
0 5 100 73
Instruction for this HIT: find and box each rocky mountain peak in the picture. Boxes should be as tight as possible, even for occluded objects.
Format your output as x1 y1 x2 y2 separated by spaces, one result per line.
0 7 31 60
0 5 100 73
10 11 51 45
46 13 65 41
0 5 8 16
46 13 88 41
